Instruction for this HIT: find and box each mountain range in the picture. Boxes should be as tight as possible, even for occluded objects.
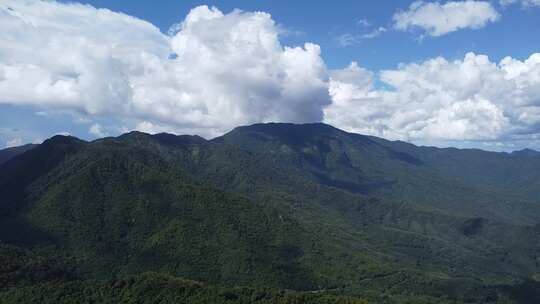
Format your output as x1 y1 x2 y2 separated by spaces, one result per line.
1 122 539 304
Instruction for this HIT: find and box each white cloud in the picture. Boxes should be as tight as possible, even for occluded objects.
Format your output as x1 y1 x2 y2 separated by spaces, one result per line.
54 131 71 137
0 1 329 137
337 27 387 47
337 33 358 47
5 137 23 148
356 19 371 27
89 123 107 138
500 0 540 7
361 27 387 39
0 0 167 115
2 0 540 150
324 53 540 144
393 1 500 37
135 121 178 135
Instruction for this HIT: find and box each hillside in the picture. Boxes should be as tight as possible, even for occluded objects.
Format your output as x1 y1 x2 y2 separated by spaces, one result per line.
0 144 37 165
0 123 539 303
217 123 540 224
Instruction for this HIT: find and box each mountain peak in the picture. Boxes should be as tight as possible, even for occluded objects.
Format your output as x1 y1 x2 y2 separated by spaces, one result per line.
42 134 85 146
215 122 349 144
152 133 207 145
117 130 152 139
231 122 340 133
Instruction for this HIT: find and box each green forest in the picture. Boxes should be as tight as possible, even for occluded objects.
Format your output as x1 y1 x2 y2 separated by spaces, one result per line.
1 123 539 303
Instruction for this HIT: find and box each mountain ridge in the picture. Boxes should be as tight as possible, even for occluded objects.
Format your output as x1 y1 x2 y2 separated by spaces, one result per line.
1 122 540 303
3 122 539 157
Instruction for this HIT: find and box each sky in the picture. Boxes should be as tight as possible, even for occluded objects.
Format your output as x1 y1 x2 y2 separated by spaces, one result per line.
1 0 540 151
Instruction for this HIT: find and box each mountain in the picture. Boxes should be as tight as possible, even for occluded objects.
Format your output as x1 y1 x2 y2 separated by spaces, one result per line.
217 123 540 224
0 143 37 165
0 123 539 304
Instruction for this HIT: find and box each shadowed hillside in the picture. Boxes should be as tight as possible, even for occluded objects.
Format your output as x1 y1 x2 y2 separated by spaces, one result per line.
0 144 37 165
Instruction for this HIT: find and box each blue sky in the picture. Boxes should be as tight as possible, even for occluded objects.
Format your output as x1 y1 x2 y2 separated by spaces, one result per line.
1 0 540 151
72 0 540 70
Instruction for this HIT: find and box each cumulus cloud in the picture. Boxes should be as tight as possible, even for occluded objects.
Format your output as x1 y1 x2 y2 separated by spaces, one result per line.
0 0 167 115
393 1 500 37
324 53 540 144
0 1 329 137
2 0 540 150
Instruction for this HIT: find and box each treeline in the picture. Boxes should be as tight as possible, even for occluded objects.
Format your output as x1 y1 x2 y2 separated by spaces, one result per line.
0 272 368 304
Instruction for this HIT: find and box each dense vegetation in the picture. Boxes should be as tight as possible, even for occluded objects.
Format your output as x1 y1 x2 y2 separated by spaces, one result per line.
1 123 539 303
